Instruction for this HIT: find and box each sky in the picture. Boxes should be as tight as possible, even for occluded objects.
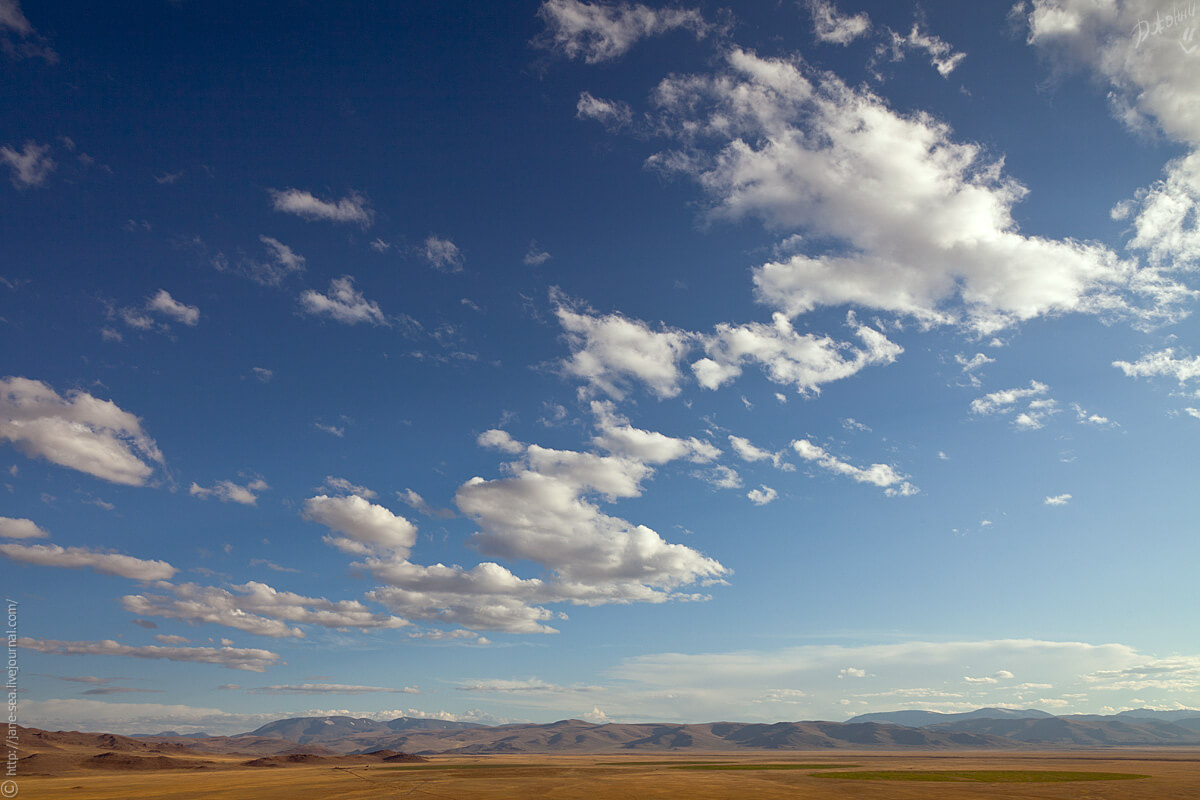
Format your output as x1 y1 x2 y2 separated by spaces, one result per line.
3 0 1200 736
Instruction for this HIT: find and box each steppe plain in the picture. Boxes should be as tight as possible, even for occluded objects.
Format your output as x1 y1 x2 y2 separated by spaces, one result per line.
14 749 1200 800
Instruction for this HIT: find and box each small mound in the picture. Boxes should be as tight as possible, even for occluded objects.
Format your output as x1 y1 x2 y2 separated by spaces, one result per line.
84 753 213 771
242 751 428 768
816 770 1150 783
16 753 80 776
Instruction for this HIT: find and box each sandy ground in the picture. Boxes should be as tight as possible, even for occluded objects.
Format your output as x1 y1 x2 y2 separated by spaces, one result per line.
10 749 1200 800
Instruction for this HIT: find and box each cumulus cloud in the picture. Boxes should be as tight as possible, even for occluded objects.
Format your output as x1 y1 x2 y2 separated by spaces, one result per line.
728 435 791 470
146 290 200 325
189 478 269 505
576 92 634 128
1020 2 1200 276
361 428 731 634
0 516 48 539
553 290 694 399
0 377 163 485
805 0 870 45
0 0 56 62
693 312 901 394
0 543 176 581
19 638 281 672
121 581 410 638
0 140 55 188
269 188 373 226
1113 348 1200 387
792 438 918 496
302 494 417 558
457 678 601 694
1044 493 1072 506
876 21 967 77
591 401 719 464
955 353 995 387
300 276 388 325
250 683 419 695
423 235 464 272
645 47 1187 333
460 432 726 591
396 488 456 519
523 241 552 266
747 485 778 505
536 0 708 63
971 380 1060 430
367 561 561 635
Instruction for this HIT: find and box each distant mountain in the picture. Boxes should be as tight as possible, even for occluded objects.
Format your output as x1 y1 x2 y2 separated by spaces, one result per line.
132 730 211 739
929 716 1200 746
845 708 1054 728
249 716 483 744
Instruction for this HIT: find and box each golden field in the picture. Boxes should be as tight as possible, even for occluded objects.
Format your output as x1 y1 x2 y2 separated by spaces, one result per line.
11 750 1200 800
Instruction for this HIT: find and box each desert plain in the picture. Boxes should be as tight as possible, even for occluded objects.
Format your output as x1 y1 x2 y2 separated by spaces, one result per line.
11 748 1200 800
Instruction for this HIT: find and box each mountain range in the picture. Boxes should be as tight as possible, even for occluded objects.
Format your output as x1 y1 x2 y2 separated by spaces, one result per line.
106 707 1200 755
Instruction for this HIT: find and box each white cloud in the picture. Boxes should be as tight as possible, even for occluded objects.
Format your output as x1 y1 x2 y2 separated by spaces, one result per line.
366 561 560 634
19 638 281 672
1021 2 1200 276
576 92 633 128
0 543 176 581
0 0 55 62
536 0 708 63
250 683 419 695
697 464 743 490
728 435 790 470
121 581 410 638
0 377 163 486
693 313 902 394
645 48 1187 333
251 235 307 285
1122 151 1200 270
322 476 377 499
459 435 726 591
839 667 868 678
1 140 54 188
300 276 388 325
1044 493 1072 506
955 352 995 387
146 289 199 325
302 494 418 558
1114 348 1200 387
971 380 1059 430
591 401 719 464
1072 403 1117 426
0 516 48 539
553 290 694 400
457 678 601 694
424 235 464 272
189 478 269 505
396 488 456 519
0 0 32 35
269 188 373 226
1021 0 1200 147
154 634 189 644
747 485 778 505
523 240 553 266
792 438 918 496
805 0 870 45
876 21 967 77
251 367 273 383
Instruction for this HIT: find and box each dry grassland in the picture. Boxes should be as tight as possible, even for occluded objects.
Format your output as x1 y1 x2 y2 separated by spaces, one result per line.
13 749 1200 800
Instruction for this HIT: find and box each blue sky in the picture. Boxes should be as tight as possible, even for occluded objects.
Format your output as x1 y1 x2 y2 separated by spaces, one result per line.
3 0 1200 735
